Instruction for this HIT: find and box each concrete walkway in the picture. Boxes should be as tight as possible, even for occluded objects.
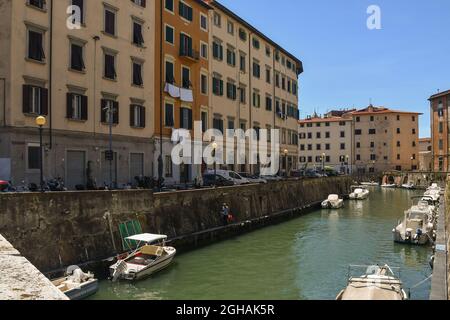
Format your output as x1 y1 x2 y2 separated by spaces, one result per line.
0 234 68 300
430 194 448 300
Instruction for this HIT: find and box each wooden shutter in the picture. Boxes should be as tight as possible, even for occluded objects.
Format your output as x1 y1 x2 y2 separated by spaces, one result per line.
22 85 31 113
101 99 107 123
130 105 135 127
113 101 119 124
81 95 88 120
188 109 192 130
40 88 48 115
66 93 73 119
140 106 145 128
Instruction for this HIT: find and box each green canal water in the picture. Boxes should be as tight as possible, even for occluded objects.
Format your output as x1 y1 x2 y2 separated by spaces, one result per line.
91 188 432 300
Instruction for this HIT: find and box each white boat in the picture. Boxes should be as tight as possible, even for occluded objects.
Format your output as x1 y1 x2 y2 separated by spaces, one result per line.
336 265 408 300
423 183 442 203
51 266 98 300
110 233 176 281
393 198 436 245
321 194 344 209
401 182 415 190
381 184 396 188
360 181 379 187
349 186 370 200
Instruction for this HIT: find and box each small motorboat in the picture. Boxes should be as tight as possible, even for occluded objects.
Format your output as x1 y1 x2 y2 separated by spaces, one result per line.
336 265 408 300
393 199 436 245
51 266 98 300
402 182 415 190
423 183 442 203
349 186 370 200
381 184 396 188
321 194 344 209
110 233 176 281
360 181 379 187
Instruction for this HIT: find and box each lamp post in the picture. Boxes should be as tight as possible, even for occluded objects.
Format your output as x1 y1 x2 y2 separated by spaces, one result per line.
212 141 218 187
346 155 350 175
322 153 326 176
372 160 376 173
35 116 46 192
283 149 288 177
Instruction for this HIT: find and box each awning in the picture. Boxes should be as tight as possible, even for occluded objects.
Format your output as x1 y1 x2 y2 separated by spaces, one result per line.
125 233 167 243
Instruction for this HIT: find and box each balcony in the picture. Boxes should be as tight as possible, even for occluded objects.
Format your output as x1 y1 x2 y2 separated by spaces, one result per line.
179 47 200 62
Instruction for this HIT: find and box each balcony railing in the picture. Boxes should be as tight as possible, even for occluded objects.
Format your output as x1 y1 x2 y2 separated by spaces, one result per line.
179 47 200 61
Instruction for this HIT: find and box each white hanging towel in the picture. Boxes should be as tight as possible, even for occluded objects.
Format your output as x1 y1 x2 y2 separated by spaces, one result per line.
164 83 181 98
180 88 194 102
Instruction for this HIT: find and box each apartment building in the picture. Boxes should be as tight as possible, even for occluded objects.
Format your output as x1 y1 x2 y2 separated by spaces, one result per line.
419 138 432 172
298 105 421 174
206 1 303 174
350 105 421 173
154 0 212 185
429 90 450 172
298 116 353 173
0 0 155 188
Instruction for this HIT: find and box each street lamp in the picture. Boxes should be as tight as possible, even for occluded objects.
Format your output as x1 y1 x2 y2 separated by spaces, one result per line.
35 116 46 192
372 160 376 173
212 141 218 187
283 149 288 177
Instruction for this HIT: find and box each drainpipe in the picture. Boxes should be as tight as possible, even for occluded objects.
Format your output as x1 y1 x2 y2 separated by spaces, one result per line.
0 78 5 127
248 32 253 174
158 0 164 189
48 0 54 149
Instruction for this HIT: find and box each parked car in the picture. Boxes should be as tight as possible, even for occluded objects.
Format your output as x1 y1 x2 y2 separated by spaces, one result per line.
238 173 267 184
202 174 235 187
304 169 323 179
205 170 250 185
260 175 283 182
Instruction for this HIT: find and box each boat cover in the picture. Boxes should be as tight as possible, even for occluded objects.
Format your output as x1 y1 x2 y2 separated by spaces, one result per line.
125 233 167 243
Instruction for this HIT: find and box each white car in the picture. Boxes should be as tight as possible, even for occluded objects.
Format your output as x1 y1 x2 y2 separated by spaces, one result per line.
205 170 250 185
238 173 268 184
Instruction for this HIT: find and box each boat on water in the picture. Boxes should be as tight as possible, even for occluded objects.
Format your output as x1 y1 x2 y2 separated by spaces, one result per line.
381 184 397 188
51 266 98 300
336 265 408 300
110 233 176 281
393 197 436 245
349 186 370 200
321 194 344 209
423 183 442 204
360 181 379 187
401 182 416 190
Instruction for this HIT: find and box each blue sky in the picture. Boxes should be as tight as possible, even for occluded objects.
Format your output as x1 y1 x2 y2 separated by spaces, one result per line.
219 0 450 138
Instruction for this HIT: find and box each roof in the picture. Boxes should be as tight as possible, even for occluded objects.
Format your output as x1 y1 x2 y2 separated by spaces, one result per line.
299 116 351 124
348 105 422 116
208 1 303 75
125 233 167 243
429 89 450 101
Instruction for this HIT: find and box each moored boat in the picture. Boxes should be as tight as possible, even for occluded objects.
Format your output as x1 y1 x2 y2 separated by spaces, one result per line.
51 266 98 300
381 184 396 188
110 233 176 281
360 181 379 187
349 186 370 200
336 265 408 300
321 194 344 209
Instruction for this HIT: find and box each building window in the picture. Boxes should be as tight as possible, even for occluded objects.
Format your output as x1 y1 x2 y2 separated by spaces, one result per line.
201 74 208 95
397 128 401 134
252 91 260 108
340 131 345 138
356 142 361 148
180 107 193 130
164 102 174 127
213 118 224 133
316 132 321 139
180 33 194 59
265 96 272 111
132 61 143 86
133 21 144 46
104 52 117 80
325 132 330 138
101 99 118 124
200 13 208 31
28 0 46 10
27 144 41 170
266 68 271 84
70 0 85 24
227 21 234 35
28 29 45 62
66 93 87 120
213 12 221 27
239 86 246 104
132 0 146 7
340 143 345 150
397 141 401 147
165 25 174 44
326 144 330 150
412 128 416 135
165 60 174 83
201 111 208 133
252 61 260 78
212 76 223 96
226 48 236 66
212 41 223 60
22 85 48 115
200 42 208 59
226 82 237 100
239 54 246 72
179 1 193 21
316 144 321 151
70 43 85 71
104 7 116 36
165 0 174 12
356 155 361 161
130 104 145 128
368 129 376 135
239 28 247 41
252 37 260 49
181 66 190 89
355 129 362 135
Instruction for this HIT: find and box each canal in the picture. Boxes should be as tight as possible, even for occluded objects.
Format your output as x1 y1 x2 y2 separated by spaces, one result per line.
91 188 432 300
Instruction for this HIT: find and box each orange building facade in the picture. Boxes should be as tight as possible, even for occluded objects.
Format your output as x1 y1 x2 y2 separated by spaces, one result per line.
429 90 450 172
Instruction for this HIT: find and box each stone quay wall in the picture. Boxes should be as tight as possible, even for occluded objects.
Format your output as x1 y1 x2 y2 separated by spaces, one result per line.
0 177 352 273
